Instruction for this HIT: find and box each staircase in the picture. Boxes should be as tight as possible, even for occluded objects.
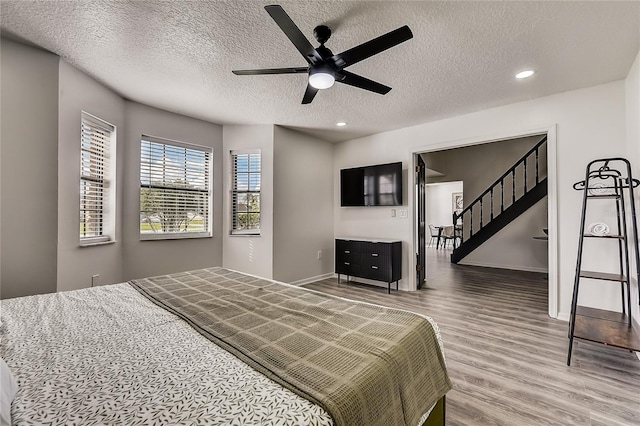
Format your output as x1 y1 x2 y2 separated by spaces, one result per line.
451 136 548 264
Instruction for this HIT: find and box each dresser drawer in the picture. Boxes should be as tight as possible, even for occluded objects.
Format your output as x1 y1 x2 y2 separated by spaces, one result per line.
336 260 361 276
336 239 362 262
361 241 391 258
362 263 391 282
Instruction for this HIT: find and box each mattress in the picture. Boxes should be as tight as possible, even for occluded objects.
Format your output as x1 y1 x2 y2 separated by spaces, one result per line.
0 269 448 425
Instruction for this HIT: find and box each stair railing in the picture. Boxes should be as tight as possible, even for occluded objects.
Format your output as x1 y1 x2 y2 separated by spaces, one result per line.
453 136 548 243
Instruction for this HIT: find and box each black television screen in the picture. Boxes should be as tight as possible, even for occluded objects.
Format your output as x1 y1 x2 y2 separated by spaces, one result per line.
340 162 403 206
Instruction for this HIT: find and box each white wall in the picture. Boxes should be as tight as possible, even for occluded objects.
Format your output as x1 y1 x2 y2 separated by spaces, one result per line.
222 125 274 279
461 199 548 273
273 126 334 284
1 39 59 299
426 182 463 227
57 60 125 291
335 80 627 318
334 152 410 291
628 51 640 175
625 49 640 324
121 102 224 280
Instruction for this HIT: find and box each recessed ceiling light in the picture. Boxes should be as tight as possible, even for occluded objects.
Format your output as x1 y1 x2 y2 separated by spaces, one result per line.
515 70 535 79
336 122 347 127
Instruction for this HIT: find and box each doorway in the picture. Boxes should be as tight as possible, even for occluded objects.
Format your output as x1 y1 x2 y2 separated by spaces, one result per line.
412 127 558 318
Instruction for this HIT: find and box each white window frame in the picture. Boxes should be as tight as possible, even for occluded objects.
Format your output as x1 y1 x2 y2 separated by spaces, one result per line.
80 112 116 246
140 135 213 240
231 150 261 236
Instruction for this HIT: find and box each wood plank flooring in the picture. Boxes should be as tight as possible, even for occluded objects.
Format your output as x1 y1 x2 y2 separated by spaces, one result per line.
304 247 640 425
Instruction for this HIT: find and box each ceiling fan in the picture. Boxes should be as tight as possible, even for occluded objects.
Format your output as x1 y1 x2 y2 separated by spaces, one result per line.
232 5 413 104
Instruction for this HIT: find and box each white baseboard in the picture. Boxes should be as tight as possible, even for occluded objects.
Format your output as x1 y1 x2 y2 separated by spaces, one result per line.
288 273 334 287
457 260 548 274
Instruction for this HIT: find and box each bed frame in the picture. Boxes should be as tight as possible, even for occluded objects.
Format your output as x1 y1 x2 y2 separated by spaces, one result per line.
424 395 446 426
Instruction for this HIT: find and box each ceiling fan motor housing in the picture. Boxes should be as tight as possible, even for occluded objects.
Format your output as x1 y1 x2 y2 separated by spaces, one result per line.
313 25 332 45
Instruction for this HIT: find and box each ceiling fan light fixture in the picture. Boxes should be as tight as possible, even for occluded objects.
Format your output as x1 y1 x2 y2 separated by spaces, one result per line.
309 67 335 89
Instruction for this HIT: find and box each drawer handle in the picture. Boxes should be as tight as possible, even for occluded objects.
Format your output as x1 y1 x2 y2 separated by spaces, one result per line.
344 262 350 266
371 266 378 269
371 253 379 257
344 250 350 254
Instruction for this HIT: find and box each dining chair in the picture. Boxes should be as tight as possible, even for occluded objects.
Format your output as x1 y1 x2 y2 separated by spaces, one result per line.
428 224 439 247
441 225 456 249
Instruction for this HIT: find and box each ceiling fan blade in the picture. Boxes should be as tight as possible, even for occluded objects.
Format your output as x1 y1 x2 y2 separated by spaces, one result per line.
232 67 308 75
302 84 319 104
264 5 322 64
332 25 413 68
336 71 391 95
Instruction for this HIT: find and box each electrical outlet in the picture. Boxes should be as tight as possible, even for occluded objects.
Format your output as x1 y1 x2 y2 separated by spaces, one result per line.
317 250 323 260
399 209 408 218
91 274 99 287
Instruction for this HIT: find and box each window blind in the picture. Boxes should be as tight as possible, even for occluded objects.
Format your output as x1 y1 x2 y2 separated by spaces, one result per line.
80 114 113 242
231 151 261 234
140 136 212 238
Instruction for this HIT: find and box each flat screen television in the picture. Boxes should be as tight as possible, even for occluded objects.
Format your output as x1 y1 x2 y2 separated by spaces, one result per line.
340 162 403 206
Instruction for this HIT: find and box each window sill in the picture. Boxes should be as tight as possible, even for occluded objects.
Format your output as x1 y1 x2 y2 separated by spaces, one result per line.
80 239 116 248
140 232 212 241
229 233 261 237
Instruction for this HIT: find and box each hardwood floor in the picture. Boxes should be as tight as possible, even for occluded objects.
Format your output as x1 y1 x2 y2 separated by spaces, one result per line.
304 247 640 425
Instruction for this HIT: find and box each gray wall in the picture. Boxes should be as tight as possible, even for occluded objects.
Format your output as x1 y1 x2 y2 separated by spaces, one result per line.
1 39 59 298
222 125 275 279
57 60 125 291
423 135 546 203
273 126 334 284
1 39 225 298
122 102 224 280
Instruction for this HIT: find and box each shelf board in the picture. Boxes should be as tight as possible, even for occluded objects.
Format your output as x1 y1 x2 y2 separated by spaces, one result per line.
576 306 626 322
586 194 620 199
579 270 627 282
582 234 624 239
572 307 640 351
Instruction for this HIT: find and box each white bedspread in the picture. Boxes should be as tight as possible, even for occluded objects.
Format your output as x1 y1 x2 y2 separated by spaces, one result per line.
0 284 333 425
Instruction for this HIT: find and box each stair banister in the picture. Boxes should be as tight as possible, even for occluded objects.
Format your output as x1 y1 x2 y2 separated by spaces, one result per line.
453 135 547 242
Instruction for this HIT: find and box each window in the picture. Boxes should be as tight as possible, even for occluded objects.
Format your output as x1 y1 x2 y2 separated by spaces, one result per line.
80 112 115 244
140 136 212 240
231 151 261 234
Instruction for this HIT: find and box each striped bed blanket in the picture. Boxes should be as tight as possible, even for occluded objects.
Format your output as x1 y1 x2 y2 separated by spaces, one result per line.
130 267 451 426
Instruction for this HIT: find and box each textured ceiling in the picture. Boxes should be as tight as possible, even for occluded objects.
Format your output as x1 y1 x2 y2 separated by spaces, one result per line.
1 1 639 142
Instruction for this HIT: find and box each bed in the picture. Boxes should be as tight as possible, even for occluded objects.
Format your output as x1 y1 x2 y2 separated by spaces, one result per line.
0 267 451 425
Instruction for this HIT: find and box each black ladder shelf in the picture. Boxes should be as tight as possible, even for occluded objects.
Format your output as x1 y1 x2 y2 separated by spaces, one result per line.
567 158 640 366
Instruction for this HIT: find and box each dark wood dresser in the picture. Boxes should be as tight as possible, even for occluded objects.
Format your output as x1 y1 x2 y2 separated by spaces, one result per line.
335 238 401 293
